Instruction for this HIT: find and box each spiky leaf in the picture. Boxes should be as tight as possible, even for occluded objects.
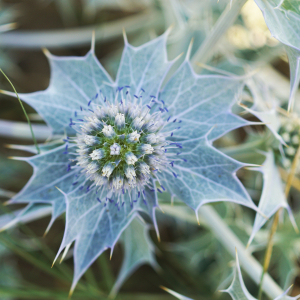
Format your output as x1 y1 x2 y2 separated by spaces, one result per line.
254 0 300 109
248 151 295 245
55 181 158 291
8 144 80 230
224 252 300 300
159 61 257 212
110 218 156 297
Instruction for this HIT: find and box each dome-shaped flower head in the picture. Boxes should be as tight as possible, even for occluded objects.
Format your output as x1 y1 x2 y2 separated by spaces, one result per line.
2 30 258 292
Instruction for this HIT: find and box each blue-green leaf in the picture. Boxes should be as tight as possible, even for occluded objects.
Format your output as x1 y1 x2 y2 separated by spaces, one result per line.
159 61 257 212
116 30 172 102
248 151 296 246
224 252 299 300
55 180 159 292
254 0 300 109
110 218 156 297
7 144 80 231
4 50 114 135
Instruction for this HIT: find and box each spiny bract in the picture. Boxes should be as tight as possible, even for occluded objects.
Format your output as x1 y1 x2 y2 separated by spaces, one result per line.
3 31 258 291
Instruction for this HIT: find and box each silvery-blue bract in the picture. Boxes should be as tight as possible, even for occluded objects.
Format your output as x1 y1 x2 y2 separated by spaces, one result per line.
5 31 257 290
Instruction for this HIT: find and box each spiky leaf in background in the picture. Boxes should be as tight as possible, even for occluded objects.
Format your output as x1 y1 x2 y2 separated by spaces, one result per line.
254 0 300 109
248 151 296 245
2 30 260 291
224 252 300 300
163 252 300 300
110 218 156 297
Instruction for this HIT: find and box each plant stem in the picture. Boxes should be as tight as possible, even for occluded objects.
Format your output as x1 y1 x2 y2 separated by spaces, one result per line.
0 69 40 153
191 0 247 66
0 10 162 49
257 145 300 299
0 120 51 140
161 204 284 298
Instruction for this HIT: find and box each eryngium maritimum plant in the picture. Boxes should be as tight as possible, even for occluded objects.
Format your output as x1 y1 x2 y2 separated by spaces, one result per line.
3 30 259 291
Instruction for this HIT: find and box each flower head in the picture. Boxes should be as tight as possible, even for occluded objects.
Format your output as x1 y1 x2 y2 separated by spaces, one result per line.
72 90 178 193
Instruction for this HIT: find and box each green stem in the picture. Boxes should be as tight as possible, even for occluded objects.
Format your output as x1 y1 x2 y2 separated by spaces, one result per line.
0 69 40 153
191 0 247 66
0 120 50 140
0 10 163 49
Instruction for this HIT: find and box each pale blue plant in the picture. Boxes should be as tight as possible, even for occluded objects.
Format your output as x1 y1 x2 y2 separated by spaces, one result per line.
2 30 260 292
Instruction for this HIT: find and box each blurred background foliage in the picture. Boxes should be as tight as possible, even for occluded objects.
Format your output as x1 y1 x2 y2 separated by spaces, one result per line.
0 0 298 299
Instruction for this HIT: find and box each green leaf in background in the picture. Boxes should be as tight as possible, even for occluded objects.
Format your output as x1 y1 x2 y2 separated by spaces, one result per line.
110 218 156 297
254 0 300 110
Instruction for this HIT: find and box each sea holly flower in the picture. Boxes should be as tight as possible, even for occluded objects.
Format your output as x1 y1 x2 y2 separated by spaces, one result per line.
2 30 258 291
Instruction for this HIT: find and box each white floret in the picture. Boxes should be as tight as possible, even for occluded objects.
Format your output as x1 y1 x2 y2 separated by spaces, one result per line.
110 143 121 155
